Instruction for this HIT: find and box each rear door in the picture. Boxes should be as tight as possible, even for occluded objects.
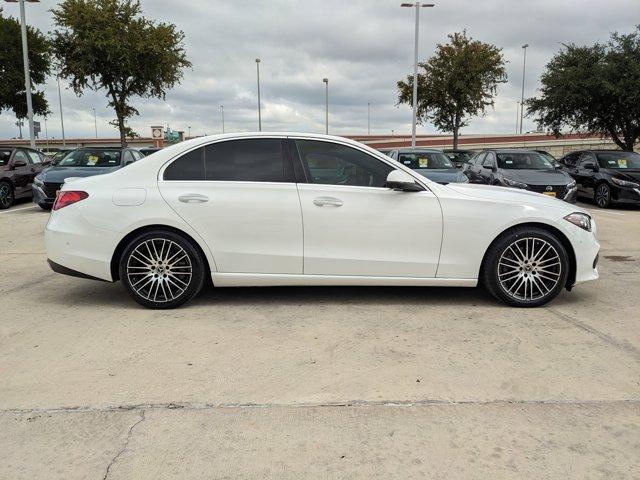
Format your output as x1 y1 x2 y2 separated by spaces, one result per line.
158 137 303 274
292 139 443 278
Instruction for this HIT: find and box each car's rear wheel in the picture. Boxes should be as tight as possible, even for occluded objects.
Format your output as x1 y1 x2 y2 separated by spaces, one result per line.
119 230 206 309
0 181 14 209
482 227 569 307
594 182 611 208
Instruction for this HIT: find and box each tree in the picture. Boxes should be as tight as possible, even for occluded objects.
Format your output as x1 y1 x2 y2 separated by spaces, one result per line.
50 0 191 146
527 27 640 151
0 8 51 119
397 31 506 149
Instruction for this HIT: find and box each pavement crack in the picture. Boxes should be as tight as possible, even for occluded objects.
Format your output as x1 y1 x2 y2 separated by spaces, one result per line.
102 410 145 480
548 308 640 362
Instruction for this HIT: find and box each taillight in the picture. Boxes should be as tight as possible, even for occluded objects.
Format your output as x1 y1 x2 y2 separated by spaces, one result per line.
53 191 89 210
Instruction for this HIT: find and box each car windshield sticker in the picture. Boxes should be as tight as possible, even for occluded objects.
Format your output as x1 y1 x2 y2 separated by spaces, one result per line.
87 155 99 166
505 160 513 164
618 159 628 168
418 157 429 167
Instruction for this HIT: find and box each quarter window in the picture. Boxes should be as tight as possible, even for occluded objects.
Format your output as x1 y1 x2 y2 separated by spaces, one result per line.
164 147 205 180
295 140 393 187
204 138 289 182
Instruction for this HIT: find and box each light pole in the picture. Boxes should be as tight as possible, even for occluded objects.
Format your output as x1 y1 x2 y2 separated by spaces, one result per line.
220 105 225 133
92 108 97 138
515 101 520 134
255 58 262 131
6 0 39 148
15 120 23 139
188 126 191 138
57 75 66 146
519 43 529 134
367 102 371 135
401 2 434 147
323 78 329 134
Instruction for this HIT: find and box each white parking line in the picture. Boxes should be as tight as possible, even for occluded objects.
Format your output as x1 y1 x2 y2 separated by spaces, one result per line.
0 205 39 214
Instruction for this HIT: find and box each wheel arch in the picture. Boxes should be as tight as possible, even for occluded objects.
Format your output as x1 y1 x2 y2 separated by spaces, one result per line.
110 224 213 282
479 222 577 289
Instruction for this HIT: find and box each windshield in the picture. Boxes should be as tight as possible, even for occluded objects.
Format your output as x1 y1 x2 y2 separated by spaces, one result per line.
446 151 472 163
0 149 11 167
51 150 71 164
58 149 122 167
398 152 454 169
596 152 640 169
497 152 555 170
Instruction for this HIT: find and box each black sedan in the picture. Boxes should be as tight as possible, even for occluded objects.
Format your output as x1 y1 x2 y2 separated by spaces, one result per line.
559 149 640 208
32 147 144 210
464 149 577 202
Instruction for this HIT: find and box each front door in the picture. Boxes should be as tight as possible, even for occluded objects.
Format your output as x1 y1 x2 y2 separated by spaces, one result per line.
292 139 443 278
159 137 303 274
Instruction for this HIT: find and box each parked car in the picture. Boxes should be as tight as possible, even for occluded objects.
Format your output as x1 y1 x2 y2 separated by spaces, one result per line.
0 145 48 209
139 147 162 156
443 149 476 168
559 150 640 208
45 133 599 309
33 146 144 210
387 148 468 184
464 149 577 202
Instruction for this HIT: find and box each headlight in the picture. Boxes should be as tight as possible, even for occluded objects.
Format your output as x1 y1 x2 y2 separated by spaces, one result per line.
564 212 592 232
503 178 528 189
34 177 44 187
611 177 639 188
567 180 577 189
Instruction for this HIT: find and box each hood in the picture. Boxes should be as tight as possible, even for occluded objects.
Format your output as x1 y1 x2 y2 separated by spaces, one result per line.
607 169 640 183
38 165 121 183
413 168 467 184
501 168 572 185
444 182 584 213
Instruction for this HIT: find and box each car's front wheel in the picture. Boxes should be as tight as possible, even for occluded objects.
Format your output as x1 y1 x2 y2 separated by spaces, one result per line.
482 227 569 307
594 182 611 208
0 181 14 209
119 230 206 309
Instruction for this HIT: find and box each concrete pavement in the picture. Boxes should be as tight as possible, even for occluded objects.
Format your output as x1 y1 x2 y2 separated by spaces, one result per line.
0 199 638 478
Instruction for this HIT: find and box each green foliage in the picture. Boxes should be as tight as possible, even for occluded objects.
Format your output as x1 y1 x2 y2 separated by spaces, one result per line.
527 26 640 151
50 0 191 145
0 8 51 119
397 31 507 148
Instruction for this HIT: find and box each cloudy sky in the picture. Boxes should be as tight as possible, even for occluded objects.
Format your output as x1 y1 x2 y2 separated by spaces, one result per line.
1 0 638 140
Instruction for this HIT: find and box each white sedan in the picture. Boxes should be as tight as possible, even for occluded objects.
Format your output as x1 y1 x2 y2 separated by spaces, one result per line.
45 133 600 309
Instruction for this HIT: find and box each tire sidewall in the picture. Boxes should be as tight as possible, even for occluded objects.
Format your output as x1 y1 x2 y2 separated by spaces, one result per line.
119 230 206 309
483 227 569 307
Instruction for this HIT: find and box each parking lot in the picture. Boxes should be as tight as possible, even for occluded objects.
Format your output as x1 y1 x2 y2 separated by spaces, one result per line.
0 199 639 479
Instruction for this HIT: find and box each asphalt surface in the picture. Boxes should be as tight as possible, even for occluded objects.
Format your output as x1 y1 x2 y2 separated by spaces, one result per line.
0 197 639 479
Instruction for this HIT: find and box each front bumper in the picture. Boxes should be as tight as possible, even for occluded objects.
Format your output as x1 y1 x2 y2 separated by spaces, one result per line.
567 221 600 286
611 185 640 205
32 184 55 207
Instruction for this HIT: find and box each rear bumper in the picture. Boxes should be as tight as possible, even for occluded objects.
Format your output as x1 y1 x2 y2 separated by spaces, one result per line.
47 259 108 282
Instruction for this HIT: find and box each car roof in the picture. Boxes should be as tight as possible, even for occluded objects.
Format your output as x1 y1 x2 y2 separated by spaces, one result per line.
487 149 542 153
0 145 40 151
394 147 444 153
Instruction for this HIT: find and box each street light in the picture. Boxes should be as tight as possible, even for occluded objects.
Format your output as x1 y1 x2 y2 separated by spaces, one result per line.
220 105 225 133
322 78 329 134
92 108 97 138
188 125 191 138
401 2 435 147
5 0 40 148
367 102 371 135
519 43 529 134
255 58 262 131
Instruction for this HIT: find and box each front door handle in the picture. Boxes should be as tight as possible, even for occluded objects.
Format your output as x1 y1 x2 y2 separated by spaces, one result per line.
178 193 209 203
313 196 343 207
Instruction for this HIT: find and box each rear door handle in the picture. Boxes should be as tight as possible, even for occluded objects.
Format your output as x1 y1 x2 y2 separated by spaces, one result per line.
178 193 209 203
313 196 343 207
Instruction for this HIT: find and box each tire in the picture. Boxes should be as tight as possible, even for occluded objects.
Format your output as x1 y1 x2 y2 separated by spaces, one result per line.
0 181 14 209
594 182 611 208
119 230 206 309
38 204 52 211
481 226 569 307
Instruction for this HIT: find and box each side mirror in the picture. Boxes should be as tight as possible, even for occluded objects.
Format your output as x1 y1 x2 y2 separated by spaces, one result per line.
386 170 424 192
42 159 52 166
12 159 27 168
482 164 496 172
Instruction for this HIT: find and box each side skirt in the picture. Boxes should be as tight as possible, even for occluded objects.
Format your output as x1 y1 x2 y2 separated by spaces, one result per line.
212 273 478 288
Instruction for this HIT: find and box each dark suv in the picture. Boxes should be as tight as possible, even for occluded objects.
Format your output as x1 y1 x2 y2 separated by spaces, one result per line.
559 150 640 208
0 145 47 209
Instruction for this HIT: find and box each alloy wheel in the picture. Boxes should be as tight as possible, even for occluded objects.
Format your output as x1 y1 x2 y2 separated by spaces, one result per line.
497 237 562 302
0 183 13 209
594 184 610 208
126 238 193 303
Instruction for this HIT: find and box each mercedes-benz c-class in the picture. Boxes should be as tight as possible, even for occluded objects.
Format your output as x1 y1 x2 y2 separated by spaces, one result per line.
45 133 600 309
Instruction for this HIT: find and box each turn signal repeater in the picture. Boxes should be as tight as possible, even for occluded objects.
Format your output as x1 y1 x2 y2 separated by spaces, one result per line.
53 191 89 211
